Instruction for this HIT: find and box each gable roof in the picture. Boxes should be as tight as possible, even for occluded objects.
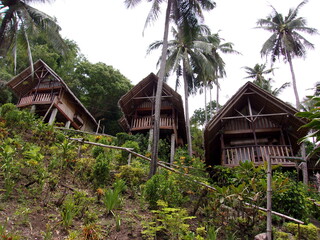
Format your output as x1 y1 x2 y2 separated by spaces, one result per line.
204 81 309 163
118 73 187 141
7 59 97 125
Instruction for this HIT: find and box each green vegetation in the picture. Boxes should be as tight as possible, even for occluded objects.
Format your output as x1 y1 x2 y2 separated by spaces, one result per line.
1 104 320 239
1 0 319 238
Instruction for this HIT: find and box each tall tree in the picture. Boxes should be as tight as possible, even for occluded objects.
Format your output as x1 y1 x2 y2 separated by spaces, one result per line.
0 0 65 73
70 61 132 135
243 63 274 86
125 0 215 176
244 63 290 97
125 0 174 177
256 0 318 109
198 33 239 112
148 23 214 156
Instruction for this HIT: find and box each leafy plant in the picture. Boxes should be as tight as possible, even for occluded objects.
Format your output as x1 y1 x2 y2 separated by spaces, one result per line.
81 223 102 240
142 200 196 239
284 222 320 240
0 139 18 198
144 171 187 209
115 165 145 188
93 152 110 188
120 140 140 165
103 179 126 216
60 195 77 228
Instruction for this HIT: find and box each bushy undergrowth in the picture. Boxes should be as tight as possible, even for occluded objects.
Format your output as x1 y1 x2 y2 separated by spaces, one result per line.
1 104 320 239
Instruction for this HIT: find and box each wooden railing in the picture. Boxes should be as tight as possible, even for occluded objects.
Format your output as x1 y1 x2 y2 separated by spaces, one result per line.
223 145 295 167
131 116 173 130
18 93 54 106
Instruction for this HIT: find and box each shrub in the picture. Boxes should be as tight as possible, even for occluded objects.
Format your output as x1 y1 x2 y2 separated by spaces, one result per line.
93 152 110 188
144 171 187 209
272 172 313 222
158 138 170 162
142 200 196 240
284 222 320 240
119 140 140 165
0 139 19 198
116 132 148 153
273 230 292 240
115 165 145 187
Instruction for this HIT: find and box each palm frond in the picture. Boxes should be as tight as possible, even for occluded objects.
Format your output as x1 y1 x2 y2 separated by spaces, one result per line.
143 0 163 33
124 0 142 8
285 0 308 23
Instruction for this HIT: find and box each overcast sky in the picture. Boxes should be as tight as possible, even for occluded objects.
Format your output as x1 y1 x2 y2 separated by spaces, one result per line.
33 0 320 114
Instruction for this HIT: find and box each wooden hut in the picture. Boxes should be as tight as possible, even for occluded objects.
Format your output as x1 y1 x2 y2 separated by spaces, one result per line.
118 73 187 162
6 59 98 132
204 81 309 168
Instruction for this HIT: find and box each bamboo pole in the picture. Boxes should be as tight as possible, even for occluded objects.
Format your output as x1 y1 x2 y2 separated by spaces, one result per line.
54 127 114 138
68 137 305 226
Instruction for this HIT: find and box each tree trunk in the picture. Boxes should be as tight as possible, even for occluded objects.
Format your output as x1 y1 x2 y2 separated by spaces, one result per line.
204 80 208 124
209 84 213 113
149 0 172 178
216 79 220 112
0 8 14 50
183 59 192 157
287 53 300 109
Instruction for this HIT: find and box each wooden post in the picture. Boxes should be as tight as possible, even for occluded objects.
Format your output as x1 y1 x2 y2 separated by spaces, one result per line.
266 154 272 240
301 143 308 185
170 133 175 165
147 128 153 153
48 108 58 125
65 121 71 129
30 105 36 114
77 145 81 158
128 153 132 165
96 119 101 134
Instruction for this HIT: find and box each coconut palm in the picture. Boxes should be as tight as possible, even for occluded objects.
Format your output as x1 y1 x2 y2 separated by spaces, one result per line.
243 63 290 97
199 33 239 113
243 63 274 86
125 0 215 174
256 0 318 109
125 0 174 177
147 23 212 156
0 0 65 74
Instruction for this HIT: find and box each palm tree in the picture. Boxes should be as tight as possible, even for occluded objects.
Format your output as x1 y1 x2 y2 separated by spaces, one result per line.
147 23 212 156
125 0 174 177
199 33 239 112
0 0 65 74
256 0 318 109
125 0 215 174
243 63 290 96
243 63 274 86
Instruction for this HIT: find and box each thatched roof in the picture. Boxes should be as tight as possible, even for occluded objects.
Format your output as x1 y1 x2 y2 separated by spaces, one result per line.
204 81 309 165
118 73 187 141
7 59 97 126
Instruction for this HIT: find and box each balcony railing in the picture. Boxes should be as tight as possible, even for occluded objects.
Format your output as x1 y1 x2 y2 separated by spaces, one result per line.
131 116 173 130
223 145 295 167
18 93 54 106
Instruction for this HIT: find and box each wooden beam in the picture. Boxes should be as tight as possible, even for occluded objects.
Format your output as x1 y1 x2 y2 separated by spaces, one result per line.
224 128 281 135
132 95 173 100
222 113 288 121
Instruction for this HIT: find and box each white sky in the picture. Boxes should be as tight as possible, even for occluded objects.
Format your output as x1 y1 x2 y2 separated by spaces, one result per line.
33 0 320 114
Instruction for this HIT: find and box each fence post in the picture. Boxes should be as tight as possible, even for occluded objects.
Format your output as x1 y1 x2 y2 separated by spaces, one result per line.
128 153 132 165
266 154 272 240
